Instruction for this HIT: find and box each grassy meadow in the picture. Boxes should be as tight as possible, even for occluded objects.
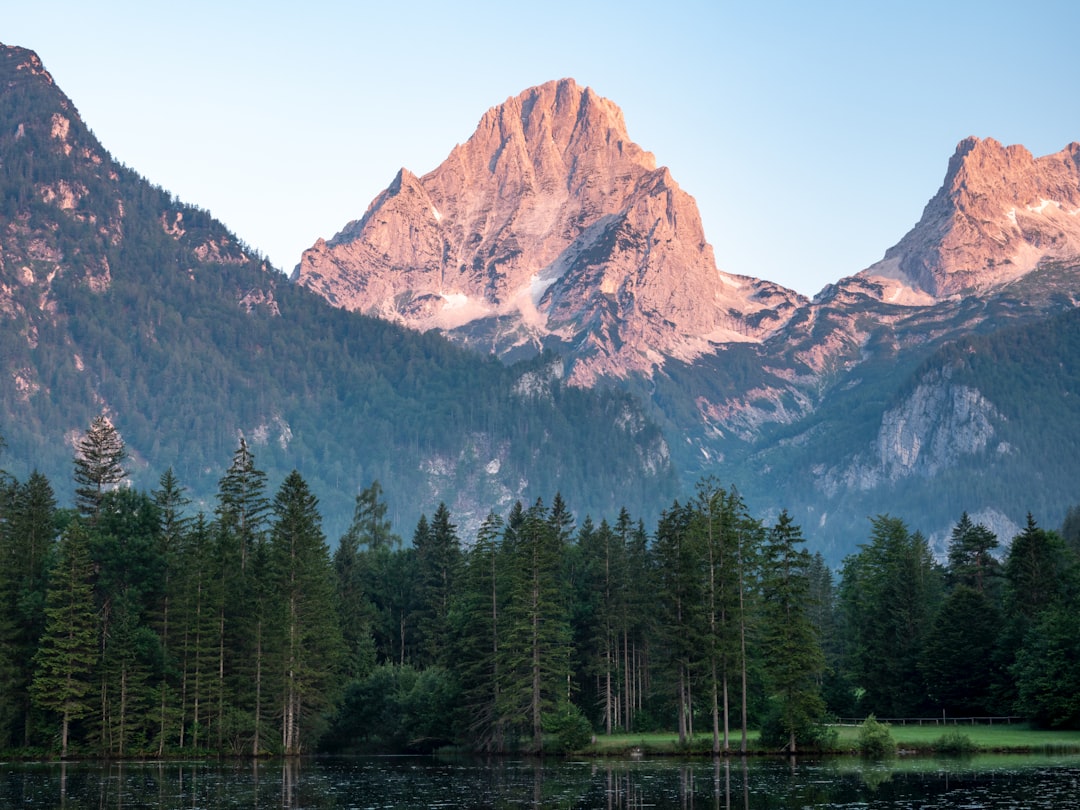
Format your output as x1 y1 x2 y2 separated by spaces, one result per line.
581 723 1080 756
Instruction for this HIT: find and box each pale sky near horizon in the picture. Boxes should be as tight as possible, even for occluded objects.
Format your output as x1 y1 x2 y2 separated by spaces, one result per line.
5 0 1080 297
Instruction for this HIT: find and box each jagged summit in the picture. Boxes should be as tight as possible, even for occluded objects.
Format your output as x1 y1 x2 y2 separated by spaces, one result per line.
861 136 1080 298
293 78 803 383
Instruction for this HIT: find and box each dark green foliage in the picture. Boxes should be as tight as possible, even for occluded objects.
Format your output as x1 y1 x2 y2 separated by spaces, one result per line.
30 521 99 757
322 664 460 753
759 511 826 752
932 730 976 755
919 585 1003 716
857 715 897 759
269 470 344 753
1012 606 1080 729
839 516 943 717
412 503 461 667
542 699 593 753
0 470 56 747
497 498 572 752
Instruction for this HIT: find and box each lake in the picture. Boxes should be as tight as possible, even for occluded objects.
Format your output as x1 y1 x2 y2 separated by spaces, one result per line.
2 753 1079 808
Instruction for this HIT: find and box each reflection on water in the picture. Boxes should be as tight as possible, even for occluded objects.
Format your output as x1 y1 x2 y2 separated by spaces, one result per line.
1 753 1079 808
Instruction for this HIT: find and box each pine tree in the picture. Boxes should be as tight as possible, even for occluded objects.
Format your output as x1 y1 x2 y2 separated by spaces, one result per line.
332 520 377 682
31 521 99 757
151 468 191 753
173 514 221 752
90 489 165 756
946 512 1001 595
0 471 57 747
759 511 825 752
498 498 571 752
413 503 461 667
73 413 127 520
839 515 942 717
269 471 344 754
213 439 271 754
452 511 506 750
652 500 702 745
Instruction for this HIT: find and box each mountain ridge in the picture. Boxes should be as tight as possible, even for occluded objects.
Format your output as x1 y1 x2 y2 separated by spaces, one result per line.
293 78 1080 556
293 78 805 384
3 46 1078 557
0 45 677 538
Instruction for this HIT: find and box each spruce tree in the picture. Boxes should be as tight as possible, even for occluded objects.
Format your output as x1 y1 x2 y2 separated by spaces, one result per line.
151 468 191 753
498 498 571 752
269 470 343 754
651 500 701 745
413 502 461 667
31 521 99 757
213 438 271 754
452 512 506 750
760 511 825 752
0 471 57 747
73 413 127 520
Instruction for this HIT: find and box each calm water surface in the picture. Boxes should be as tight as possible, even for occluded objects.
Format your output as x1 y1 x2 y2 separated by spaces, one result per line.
2 753 1079 808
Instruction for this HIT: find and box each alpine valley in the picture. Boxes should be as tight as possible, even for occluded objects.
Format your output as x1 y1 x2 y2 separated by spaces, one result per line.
3 46 1079 559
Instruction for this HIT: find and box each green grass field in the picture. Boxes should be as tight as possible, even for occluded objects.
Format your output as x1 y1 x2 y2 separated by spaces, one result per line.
582 723 1080 756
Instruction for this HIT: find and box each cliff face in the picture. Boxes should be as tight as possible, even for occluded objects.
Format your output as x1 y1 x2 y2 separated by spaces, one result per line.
862 137 1080 296
293 79 804 383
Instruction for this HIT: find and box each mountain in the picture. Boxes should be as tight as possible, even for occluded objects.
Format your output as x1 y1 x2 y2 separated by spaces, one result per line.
293 79 803 385
296 81 1080 559
0 45 678 538
862 136 1080 297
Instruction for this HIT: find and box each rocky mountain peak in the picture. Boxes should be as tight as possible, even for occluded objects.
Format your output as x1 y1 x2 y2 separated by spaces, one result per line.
862 136 1080 297
1 43 56 85
293 79 803 382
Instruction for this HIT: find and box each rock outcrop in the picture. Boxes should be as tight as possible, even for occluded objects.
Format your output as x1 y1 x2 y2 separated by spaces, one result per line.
861 137 1080 297
293 79 804 383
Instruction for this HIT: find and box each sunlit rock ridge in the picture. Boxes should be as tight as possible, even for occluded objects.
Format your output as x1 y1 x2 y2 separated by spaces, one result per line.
292 79 804 383
860 136 1080 298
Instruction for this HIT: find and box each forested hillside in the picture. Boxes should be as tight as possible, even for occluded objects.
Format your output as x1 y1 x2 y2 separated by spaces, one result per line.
0 44 677 537
3 428 1078 757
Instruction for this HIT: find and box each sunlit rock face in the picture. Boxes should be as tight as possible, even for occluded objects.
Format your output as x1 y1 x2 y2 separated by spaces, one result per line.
860 137 1080 297
292 78 804 383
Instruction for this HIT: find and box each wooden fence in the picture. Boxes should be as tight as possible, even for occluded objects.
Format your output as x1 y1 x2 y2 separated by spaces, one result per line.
832 716 1025 726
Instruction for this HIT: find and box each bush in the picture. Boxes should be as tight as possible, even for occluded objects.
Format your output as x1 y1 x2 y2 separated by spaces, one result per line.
857 715 897 759
758 699 837 751
543 701 594 753
932 731 976 755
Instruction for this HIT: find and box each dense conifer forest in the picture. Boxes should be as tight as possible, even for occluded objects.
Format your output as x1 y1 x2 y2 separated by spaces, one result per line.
2 420 1078 758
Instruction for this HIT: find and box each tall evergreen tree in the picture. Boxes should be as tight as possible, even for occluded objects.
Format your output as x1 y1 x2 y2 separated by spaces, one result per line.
759 511 825 752
498 498 571 751
0 471 56 747
919 584 1003 716
31 521 99 757
173 514 221 752
90 489 164 756
150 468 191 753
413 502 461 667
268 471 344 754
838 515 942 717
452 512 506 750
213 438 271 754
651 500 701 745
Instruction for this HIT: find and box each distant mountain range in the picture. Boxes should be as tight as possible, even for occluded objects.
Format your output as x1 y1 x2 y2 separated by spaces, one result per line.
3 47 1078 558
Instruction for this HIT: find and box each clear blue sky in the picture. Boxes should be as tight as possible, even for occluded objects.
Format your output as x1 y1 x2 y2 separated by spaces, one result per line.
6 0 1080 296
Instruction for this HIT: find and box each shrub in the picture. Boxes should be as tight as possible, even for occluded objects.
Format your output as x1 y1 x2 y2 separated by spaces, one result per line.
857 715 897 759
932 731 976 755
542 700 593 753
